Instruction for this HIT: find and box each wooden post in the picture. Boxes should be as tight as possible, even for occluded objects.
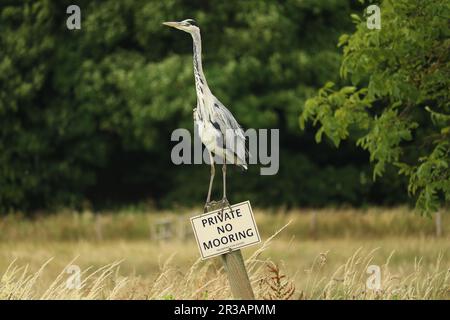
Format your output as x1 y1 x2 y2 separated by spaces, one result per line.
151 219 174 242
205 201 255 300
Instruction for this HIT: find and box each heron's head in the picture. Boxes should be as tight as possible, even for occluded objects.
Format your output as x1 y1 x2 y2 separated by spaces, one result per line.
163 19 199 34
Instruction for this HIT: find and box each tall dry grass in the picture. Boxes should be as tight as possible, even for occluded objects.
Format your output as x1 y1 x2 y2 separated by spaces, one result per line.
1 223 448 300
0 258 127 299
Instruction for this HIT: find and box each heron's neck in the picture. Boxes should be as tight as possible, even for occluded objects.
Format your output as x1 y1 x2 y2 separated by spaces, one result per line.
191 32 210 98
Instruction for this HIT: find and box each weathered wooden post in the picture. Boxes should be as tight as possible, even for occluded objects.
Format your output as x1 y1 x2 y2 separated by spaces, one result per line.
151 218 174 242
220 249 255 299
205 201 255 300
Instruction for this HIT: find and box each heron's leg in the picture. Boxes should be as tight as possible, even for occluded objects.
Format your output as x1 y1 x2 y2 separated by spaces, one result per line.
205 151 215 212
221 163 233 214
222 163 227 200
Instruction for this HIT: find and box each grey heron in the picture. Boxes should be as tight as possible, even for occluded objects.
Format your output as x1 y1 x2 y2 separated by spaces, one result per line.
163 19 247 211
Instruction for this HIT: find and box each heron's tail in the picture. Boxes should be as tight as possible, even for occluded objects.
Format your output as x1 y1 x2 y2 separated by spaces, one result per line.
232 154 247 171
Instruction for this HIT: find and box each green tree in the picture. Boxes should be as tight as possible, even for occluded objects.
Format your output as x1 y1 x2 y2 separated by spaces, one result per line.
2 1 412 212
300 0 450 215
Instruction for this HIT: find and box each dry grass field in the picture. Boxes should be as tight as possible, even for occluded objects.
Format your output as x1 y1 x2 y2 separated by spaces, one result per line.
0 207 449 300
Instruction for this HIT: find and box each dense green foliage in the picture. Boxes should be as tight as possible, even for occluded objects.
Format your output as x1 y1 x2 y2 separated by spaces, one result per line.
301 0 449 215
1 0 416 212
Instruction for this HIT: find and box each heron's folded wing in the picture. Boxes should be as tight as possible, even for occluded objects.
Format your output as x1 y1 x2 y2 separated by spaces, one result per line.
212 98 248 163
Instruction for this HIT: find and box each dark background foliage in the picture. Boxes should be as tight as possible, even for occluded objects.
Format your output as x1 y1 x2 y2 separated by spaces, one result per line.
0 0 410 213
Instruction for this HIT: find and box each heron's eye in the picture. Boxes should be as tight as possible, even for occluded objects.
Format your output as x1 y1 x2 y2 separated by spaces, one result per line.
185 19 198 27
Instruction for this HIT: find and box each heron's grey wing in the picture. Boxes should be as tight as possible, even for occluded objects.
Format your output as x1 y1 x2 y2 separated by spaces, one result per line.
212 98 247 164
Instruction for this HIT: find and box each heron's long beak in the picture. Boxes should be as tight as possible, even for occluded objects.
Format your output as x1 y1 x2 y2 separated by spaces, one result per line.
163 21 181 29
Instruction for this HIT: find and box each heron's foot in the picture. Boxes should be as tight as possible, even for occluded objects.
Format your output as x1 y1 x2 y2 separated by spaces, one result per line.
204 199 232 216
219 197 232 216
204 200 219 213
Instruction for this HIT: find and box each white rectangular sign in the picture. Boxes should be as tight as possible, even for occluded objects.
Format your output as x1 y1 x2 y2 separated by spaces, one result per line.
190 201 261 260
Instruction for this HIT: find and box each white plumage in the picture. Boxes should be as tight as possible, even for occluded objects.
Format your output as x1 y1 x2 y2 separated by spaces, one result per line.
194 100 247 170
